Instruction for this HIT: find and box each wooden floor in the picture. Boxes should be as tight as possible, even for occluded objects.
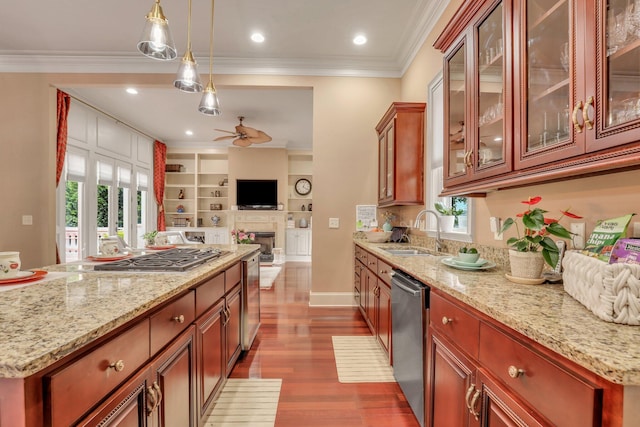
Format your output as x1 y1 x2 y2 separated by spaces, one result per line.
229 262 420 427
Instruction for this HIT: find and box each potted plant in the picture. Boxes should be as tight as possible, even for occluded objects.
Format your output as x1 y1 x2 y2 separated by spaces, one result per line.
142 230 158 246
381 211 396 232
500 196 581 279
434 202 463 232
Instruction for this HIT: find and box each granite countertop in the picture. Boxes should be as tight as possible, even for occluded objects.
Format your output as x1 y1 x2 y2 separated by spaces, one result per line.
356 241 640 386
0 244 258 379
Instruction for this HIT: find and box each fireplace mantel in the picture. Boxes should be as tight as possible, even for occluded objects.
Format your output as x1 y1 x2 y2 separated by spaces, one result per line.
228 211 287 249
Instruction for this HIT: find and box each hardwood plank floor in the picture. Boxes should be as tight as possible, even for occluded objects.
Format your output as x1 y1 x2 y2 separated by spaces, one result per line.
229 262 420 427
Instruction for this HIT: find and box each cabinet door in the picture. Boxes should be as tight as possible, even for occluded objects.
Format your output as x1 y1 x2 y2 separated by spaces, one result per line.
285 230 297 255
378 132 388 201
358 261 367 314
583 0 640 151
427 333 479 427
365 269 378 334
195 300 225 423
150 326 196 427
225 284 242 375
376 280 391 359
472 0 512 178
78 367 152 427
514 0 582 168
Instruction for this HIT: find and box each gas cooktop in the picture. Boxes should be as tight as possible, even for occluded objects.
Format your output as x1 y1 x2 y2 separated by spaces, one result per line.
93 248 226 272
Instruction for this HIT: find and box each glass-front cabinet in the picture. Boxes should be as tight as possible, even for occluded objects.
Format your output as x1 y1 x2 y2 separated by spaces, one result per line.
437 0 640 195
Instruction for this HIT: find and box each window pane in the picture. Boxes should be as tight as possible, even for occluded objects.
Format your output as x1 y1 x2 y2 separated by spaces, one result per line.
118 187 131 245
64 181 81 262
137 189 148 248
97 184 110 249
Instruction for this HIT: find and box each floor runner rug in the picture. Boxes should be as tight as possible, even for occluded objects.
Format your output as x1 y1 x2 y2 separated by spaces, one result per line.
332 335 396 383
260 266 281 289
204 378 282 427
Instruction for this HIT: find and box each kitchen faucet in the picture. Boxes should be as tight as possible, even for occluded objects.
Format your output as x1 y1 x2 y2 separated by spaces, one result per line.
414 209 443 253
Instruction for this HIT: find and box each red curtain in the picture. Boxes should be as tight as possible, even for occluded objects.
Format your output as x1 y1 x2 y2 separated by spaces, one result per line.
153 140 167 231
55 90 71 263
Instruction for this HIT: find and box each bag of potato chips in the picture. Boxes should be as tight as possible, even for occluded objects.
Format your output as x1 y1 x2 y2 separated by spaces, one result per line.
582 214 635 262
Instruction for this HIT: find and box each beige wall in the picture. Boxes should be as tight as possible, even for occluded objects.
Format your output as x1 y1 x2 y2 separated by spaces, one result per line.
227 147 288 206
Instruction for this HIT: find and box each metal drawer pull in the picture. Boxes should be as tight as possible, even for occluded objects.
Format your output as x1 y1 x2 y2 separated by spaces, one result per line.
470 389 481 420
508 365 525 378
108 359 125 372
441 316 453 325
153 381 163 407
146 385 157 415
572 101 584 133
465 384 475 411
172 314 185 324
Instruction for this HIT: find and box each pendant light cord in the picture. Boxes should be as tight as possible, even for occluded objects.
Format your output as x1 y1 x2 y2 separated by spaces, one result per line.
209 0 214 78
187 0 192 52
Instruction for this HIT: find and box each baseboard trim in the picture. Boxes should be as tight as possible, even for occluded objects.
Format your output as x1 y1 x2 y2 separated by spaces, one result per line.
309 291 357 307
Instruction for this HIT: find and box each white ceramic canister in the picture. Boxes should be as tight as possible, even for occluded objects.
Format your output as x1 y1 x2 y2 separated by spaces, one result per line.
0 251 21 279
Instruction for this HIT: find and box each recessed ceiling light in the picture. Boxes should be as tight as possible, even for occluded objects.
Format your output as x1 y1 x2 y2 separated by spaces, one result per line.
353 35 367 45
185 130 194 136
251 33 265 43
126 88 138 95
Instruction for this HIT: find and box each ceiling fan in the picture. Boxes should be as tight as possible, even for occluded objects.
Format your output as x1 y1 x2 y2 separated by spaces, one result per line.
214 116 272 147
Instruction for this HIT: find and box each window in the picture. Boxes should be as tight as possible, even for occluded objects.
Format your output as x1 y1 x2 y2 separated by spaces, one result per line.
59 149 88 262
426 72 473 242
136 170 149 248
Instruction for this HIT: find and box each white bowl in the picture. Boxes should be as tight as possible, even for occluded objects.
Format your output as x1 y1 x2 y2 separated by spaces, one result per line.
364 231 392 243
457 252 480 263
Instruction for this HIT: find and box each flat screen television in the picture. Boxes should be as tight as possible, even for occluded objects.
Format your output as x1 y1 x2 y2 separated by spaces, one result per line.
236 179 278 210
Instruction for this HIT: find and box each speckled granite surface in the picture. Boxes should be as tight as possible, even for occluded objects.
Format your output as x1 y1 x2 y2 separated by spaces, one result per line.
356 241 640 386
0 244 257 378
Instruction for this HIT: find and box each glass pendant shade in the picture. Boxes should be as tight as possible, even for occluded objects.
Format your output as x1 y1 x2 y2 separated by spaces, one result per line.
198 81 221 115
174 51 203 92
137 0 177 60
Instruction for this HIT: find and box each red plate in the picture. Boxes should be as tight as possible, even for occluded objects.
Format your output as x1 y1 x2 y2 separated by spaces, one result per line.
145 245 176 250
0 270 48 285
87 254 132 262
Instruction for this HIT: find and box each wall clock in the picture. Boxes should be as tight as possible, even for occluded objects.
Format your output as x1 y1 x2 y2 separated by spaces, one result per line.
295 178 312 196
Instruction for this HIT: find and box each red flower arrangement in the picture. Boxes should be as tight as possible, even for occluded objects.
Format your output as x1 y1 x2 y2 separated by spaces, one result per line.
500 196 582 267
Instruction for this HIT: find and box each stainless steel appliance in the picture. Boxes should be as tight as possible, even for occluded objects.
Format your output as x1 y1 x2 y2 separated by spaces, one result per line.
391 270 430 427
93 248 225 271
241 250 261 350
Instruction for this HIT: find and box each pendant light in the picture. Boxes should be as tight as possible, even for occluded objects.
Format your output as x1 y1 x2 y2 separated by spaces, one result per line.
174 0 203 92
137 0 177 60
198 0 221 115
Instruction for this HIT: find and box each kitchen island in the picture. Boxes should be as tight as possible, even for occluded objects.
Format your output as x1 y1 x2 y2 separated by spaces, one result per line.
0 244 258 426
356 240 640 427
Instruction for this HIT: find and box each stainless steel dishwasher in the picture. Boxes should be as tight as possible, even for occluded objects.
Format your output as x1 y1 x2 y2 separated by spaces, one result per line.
241 250 261 351
391 270 430 427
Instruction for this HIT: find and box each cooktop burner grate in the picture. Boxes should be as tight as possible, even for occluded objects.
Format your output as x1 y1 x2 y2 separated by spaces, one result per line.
93 248 226 272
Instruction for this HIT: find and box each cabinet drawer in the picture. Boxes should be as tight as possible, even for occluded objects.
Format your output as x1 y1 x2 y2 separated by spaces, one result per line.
479 323 599 427
46 319 150 427
195 272 225 317
355 247 368 264
226 262 241 292
377 259 392 285
150 291 195 355
365 253 378 272
430 292 479 358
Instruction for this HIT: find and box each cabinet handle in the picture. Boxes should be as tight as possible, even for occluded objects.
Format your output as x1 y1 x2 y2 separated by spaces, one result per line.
462 151 470 169
466 150 473 168
508 365 525 378
464 384 475 412
379 269 387 275
441 316 453 325
368 261 376 265
172 314 185 324
153 381 163 408
108 360 125 372
470 389 482 420
583 96 594 130
146 385 157 415
572 101 584 133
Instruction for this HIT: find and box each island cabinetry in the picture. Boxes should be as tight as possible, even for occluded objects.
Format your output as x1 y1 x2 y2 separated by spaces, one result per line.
195 300 225 424
375 102 425 207
150 291 196 356
427 290 609 427
224 282 242 375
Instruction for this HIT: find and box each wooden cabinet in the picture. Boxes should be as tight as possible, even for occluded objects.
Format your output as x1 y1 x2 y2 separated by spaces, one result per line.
375 102 426 207
435 0 640 195
195 300 225 424
376 279 391 356
224 283 242 375
427 291 605 427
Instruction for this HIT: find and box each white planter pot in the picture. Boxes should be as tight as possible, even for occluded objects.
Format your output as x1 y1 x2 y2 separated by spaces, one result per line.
440 215 456 232
508 249 545 279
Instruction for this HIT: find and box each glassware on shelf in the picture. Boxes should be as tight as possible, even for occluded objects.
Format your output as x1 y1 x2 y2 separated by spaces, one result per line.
560 42 569 72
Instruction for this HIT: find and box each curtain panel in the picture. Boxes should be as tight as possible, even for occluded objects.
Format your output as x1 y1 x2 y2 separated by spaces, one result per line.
153 140 167 231
55 90 71 263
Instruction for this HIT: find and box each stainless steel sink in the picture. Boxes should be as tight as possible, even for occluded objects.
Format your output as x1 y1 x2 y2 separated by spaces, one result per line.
382 248 433 256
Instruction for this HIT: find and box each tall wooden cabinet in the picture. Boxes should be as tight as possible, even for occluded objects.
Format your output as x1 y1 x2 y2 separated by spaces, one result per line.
436 0 640 195
375 102 426 207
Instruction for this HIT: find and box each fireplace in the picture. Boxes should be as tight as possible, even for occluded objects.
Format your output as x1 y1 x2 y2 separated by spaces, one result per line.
251 231 275 263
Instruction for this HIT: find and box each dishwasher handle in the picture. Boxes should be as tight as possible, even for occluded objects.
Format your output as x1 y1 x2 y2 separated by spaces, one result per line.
392 277 422 296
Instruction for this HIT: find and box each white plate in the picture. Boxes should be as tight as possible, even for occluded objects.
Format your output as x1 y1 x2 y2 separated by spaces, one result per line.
441 257 496 271
453 257 488 267
0 271 35 281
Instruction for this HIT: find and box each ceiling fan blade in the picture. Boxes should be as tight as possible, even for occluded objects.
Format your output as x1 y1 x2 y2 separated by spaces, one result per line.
233 137 253 147
214 128 237 135
247 131 272 144
213 135 236 141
